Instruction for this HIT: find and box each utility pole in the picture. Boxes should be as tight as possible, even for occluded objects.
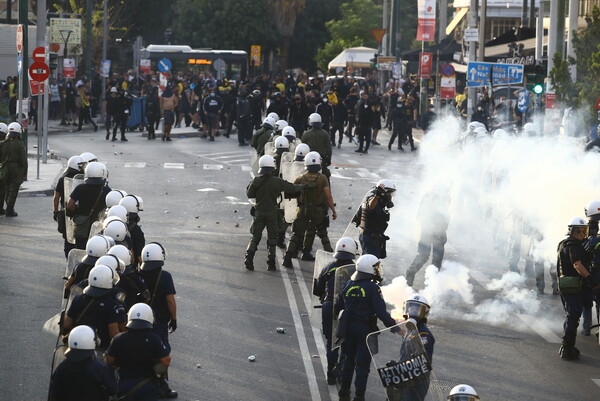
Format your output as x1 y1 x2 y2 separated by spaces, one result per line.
467 0 478 122
383 0 389 56
36 0 46 166
18 0 29 150
439 0 448 41
567 0 579 81
100 0 108 124
85 0 93 79
477 0 487 62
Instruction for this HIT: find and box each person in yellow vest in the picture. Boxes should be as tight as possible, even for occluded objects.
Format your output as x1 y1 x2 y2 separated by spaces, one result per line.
76 82 98 132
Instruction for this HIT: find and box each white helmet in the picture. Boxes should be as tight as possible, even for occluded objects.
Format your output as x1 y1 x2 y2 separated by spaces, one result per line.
105 190 128 208
492 128 509 140
294 143 310 160
7 122 22 137
274 136 290 153
126 303 154 330
376 179 396 193
258 155 276 174
107 205 129 222
267 112 279 121
568 216 588 236
467 121 485 133
282 126 296 139
67 155 85 171
0 122 8 135
351 254 383 281
84 235 111 263
474 126 488 139
108 244 132 266
103 219 129 242
119 194 143 213
304 151 322 171
274 119 288 132
140 242 166 271
403 293 430 320
448 384 480 401
83 265 115 297
102 234 116 248
262 116 276 129
66 325 97 357
585 200 600 221
84 162 107 185
334 237 358 260
308 113 322 125
523 122 536 136
95 254 124 284
80 152 98 163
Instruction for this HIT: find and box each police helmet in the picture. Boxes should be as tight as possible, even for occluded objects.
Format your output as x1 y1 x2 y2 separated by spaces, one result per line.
7 122 22 138
274 119 288 132
84 162 107 185
274 136 290 154
252 89 261 97
95 254 124 284
65 325 98 361
83 235 112 265
258 155 276 175
294 143 310 161
304 151 322 172
585 200 600 221
0 122 7 137
568 216 588 237
119 194 143 214
103 219 129 243
140 242 166 271
282 126 296 140
80 152 98 163
352 254 382 280
448 384 480 401
492 128 509 140
403 293 430 321
107 244 132 267
67 155 85 172
262 116 276 129
334 237 358 260
308 113 322 127
126 303 154 330
83 265 115 297
474 127 489 139
267 112 279 122
376 179 396 193
467 121 485 133
107 205 129 222
105 189 128 208
523 122 536 136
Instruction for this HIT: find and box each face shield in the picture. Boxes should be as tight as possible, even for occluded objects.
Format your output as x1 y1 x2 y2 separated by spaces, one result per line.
448 396 480 401
373 262 383 283
403 299 430 320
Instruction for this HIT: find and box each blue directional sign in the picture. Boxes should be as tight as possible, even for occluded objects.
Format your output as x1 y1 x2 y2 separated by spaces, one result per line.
467 62 524 87
17 54 22 75
158 58 172 73
517 89 530 112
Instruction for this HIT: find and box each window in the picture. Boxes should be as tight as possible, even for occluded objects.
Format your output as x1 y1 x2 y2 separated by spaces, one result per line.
490 18 520 40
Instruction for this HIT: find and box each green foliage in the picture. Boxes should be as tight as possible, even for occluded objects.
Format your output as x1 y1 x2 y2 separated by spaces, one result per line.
548 53 578 107
315 0 383 71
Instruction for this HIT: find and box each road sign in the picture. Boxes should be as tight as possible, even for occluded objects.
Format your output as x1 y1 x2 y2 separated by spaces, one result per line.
464 28 479 42
213 58 226 72
377 56 395 71
158 58 172 73
33 47 45 62
467 62 524 87
419 52 433 79
517 89 530 112
17 54 22 75
441 63 455 77
250 45 261 67
16 24 23 53
595 98 600 110
29 62 50 82
371 29 387 45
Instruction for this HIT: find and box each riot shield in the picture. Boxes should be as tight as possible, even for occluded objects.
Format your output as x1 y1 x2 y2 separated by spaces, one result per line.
264 142 275 157
63 175 85 244
250 151 259 175
331 264 356 350
281 151 295 165
311 250 335 320
367 321 444 401
66 249 87 279
281 161 305 223
88 221 104 239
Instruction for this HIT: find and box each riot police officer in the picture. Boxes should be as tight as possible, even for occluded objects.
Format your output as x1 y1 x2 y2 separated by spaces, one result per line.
448 384 480 401
251 116 276 157
106 303 172 400
119 194 146 266
49 325 118 401
335 254 397 401
0 122 27 217
0 122 8 214
63 265 126 351
402 294 435 361
64 235 113 297
245 155 307 271
282 152 336 267
353 180 395 259
108 244 150 309
139 242 178 398
301 114 332 179
556 217 599 360
54 155 85 258
582 200 600 335
111 89 131 141
314 237 357 385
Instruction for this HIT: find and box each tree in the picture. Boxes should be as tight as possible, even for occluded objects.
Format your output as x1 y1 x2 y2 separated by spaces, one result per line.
315 0 382 71
266 0 307 71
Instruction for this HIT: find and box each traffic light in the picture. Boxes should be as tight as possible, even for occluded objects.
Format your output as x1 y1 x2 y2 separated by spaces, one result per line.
533 83 543 94
370 53 379 69
49 52 58 71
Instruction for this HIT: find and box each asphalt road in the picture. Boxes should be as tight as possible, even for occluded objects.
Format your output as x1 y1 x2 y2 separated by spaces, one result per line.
1 126 599 400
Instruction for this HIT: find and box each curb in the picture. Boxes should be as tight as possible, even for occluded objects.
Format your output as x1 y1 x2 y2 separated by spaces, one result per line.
20 189 54 198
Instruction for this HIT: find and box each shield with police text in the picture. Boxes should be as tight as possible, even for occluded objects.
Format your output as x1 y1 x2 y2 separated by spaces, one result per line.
331 263 356 350
63 175 85 244
367 321 444 401
281 160 306 223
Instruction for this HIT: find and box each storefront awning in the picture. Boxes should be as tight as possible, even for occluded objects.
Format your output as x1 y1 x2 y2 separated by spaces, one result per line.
446 8 468 36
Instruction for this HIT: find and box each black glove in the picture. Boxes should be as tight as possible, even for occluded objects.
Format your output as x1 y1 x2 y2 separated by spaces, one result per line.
375 186 386 196
53 211 59 222
168 319 177 333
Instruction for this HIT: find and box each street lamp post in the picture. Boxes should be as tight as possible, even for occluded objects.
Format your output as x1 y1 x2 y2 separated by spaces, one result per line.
59 29 72 125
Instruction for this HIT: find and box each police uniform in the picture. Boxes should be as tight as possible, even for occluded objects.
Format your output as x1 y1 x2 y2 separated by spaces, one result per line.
336 276 397 399
139 268 176 352
355 191 390 259
66 292 126 350
284 171 333 262
69 184 112 249
106 329 169 400
245 174 302 270
0 134 27 216
128 215 146 265
55 167 81 257
301 127 332 179
49 352 118 401
0 130 6 213
582 231 600 335
112 92 132 141
118 270 150 311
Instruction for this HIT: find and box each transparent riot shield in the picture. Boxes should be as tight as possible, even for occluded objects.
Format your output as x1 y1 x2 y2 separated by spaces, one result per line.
367 321 444 401
281 151 295 165
311 249 334 303
250 151 259 175
63 175 85 244
281 161 305 223
264 141 275 157
88 221 104 239
66 249 87 279
331 264 356 350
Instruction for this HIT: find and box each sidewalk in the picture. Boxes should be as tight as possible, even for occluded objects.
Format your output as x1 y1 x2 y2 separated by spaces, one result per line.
20 155 64 198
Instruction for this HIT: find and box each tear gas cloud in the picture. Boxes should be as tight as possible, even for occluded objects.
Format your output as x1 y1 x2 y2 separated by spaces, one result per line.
381 111 596 333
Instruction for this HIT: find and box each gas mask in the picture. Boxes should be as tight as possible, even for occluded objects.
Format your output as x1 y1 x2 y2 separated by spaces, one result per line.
384 192 394 209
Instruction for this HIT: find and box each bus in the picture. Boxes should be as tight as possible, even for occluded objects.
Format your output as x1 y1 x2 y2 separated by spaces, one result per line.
140 45 248 80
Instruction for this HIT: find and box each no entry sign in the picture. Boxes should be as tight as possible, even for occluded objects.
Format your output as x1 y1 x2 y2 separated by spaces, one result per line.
29 62 50 82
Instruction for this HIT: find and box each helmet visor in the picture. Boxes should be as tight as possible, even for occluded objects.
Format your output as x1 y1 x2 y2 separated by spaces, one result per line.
448 396 480 401
404 300 430 320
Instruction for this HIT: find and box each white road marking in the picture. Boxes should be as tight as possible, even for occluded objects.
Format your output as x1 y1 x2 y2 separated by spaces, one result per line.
241 165 253 172
203 164 224 170
124 162 146 168
346 159 360 165
196 188 219 192
357 167 380 180
517 314 562 343
225 196 241 201
330 172 353 180
592 379 600 388
164 163 185 169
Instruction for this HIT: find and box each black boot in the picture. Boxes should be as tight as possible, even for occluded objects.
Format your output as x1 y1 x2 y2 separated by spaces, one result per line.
106 132 110 140
559 341 580 360
326 370 337 385
5 209 17 217
244 251 255 271
267 259 277 271
282 253 293 268
276 232 286 249
338 385 351 401
158 377 178 398
301 251 315 261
